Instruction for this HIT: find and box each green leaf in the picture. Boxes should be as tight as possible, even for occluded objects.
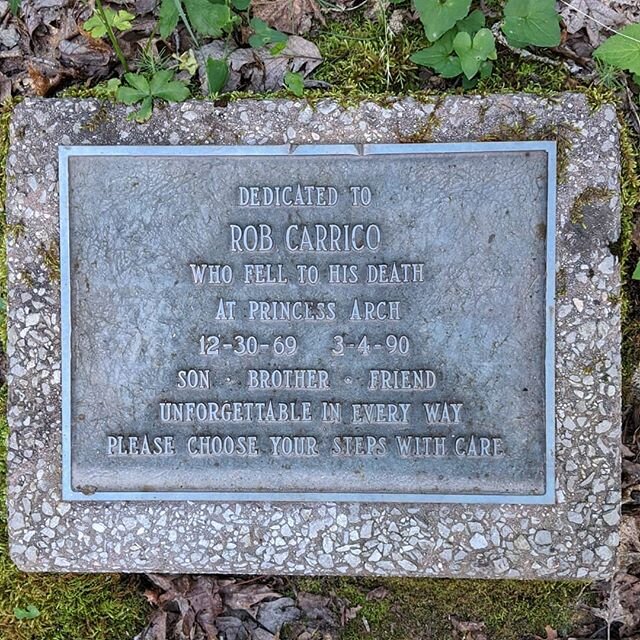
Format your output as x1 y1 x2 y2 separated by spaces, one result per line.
148 69 174 94
284 70 304 96
206 57 229 94
14 605 40 620
461 74 478 89
174 50 198 75
123 73 150 93
158 0 179 39
453 28 496 79
410 32 462 78
183 0 232 36
113 9 135 30
594 24 640 76
105 77 122 95
9 0 20 16
154 80 190 101
84 13 107 38
633 259 640 280
270 41 287 55
455 8 484 35
502 0 561 48
479 59 493 78
413 0 471 42
116 85 148 104
249 17 288 47
117 70 189 123
149 70 190 101
130 96 154 123
231 0 250 10
84 7 134 38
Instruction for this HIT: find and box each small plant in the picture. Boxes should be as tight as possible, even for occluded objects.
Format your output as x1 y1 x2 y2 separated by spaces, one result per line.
284 70 304 96
205 57 229 95
173 50 199 76
158 0 236 45
411 9 494 82
501 0 561 48
116 70 190 122
154 0 288 102
410 0 561 83
84 0 133 71
248 17 288 48
157 0 286 51
84 7 135 38
414 0 471 43
594 23 640 84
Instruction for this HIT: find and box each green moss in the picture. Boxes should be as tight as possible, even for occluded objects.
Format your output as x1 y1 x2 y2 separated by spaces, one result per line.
81 104 114 132
6 221 25 240
17 269 34 289
39 239 61 282
557 267 568 298
477 57 570 95
0 100 17 350
314 16 423 95
616 119 640 397
584 85 618 113
570 186 614 227
288 576 591 640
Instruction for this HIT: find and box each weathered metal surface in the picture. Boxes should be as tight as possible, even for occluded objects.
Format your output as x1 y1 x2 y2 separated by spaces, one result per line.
61 143 555 502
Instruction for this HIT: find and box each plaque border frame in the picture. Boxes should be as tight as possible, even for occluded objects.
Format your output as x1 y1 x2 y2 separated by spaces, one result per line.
59 141 557 504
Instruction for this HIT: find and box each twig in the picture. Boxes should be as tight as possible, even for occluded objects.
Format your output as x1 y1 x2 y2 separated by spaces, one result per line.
95 0 129 73
171 0 199 48
491 23 583 76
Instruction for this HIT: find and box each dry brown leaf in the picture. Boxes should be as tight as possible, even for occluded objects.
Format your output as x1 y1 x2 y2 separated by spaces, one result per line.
196 36 321 93
137 575 224 640
255 597 301 633
27 62 69 95
365 586 389 601
222 582 282 612
614 573 640 635
251 0 325 35
134 609 168 640
59 35 112 75
621 514 640 558
559 0 628 46
611 0 640 25
450 616 488 640
296 592 336 626
341 604 361 625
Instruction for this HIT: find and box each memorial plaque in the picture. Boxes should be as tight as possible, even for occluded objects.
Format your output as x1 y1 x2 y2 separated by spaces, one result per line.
7 97 621 577
61 143 555 502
